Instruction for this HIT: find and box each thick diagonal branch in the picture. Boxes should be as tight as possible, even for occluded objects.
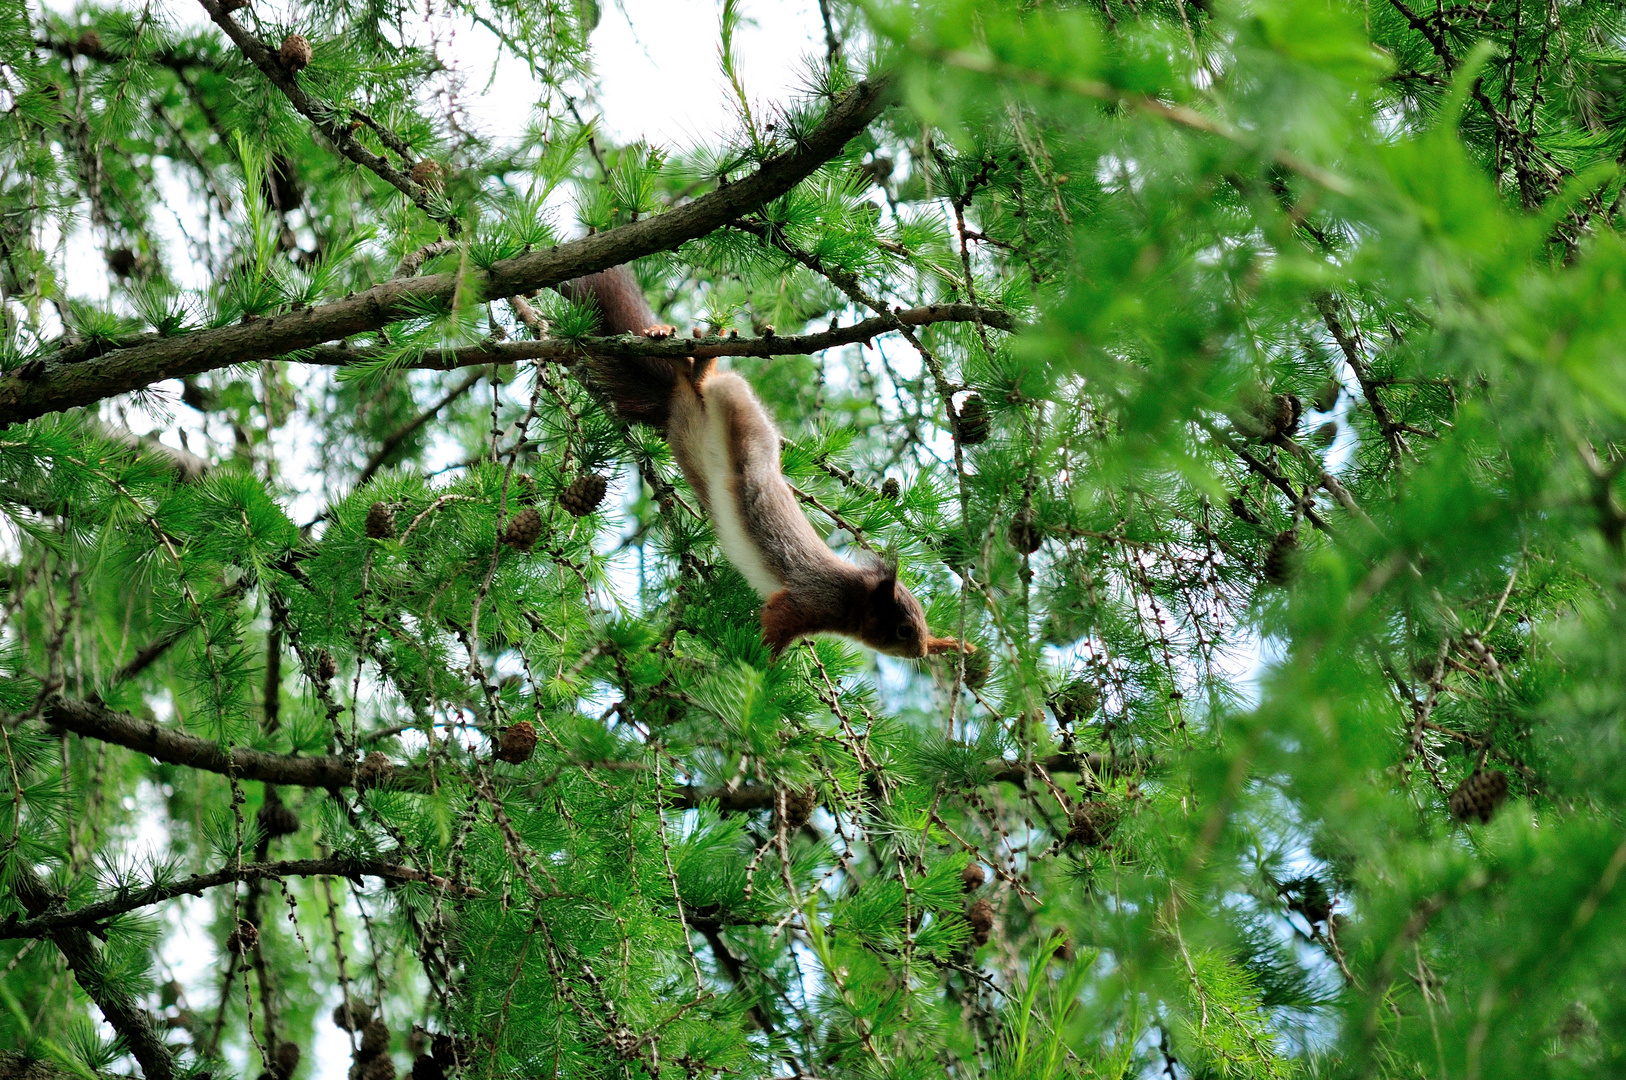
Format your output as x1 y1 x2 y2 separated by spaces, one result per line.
0 77 894 426
10 866 177 1080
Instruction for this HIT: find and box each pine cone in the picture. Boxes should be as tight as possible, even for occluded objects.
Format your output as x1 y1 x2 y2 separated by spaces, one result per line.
256 792 300 838
350 1056 394 1080
1312 421 1338 448
333 998 373 1032
608 1026 640 1059
360 1018 390 1056
1228 495 1261 525
966 898 995 947
512 473 538 505
1263 530 1299 586
107 247 138 278
274 1041 301 1079
430 1034 462 1068
955 394 990 446
410 1057 443 1080
1313 378 1340 413
494 721 537 764
226 919 259 954
880 477 901 500
558 473 608 517
365 502 396 540
1049 679 1100 726
76 30 102 53
1449 769 1509 824
1265 392 1303 440
960 647 990 691
937 531 975 572
316 649 338 685
960 863 986 892
777 786 816 830
1065 800 1120 847
503 507 543 552
410 160 443 188
354 751 393 792
1049 927 1075 961
1008 510 1044 555
279 33 313 72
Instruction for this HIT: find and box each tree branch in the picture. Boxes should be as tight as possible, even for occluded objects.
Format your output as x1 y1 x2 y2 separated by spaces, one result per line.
10 865 177 1080
0 857 477 941
44 695 356 788
302 303 1016 372
0 76 895 427
193 0 445 223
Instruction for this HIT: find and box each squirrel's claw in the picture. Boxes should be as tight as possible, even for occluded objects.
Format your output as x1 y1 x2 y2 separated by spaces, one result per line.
641 324 676 339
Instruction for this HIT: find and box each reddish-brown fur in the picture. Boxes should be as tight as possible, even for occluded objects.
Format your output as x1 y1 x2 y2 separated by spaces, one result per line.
562 265 966 660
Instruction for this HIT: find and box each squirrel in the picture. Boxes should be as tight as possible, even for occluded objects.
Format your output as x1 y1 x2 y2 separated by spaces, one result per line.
561 265 966 660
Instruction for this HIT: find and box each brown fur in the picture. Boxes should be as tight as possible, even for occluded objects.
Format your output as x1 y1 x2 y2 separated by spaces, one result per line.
562 266 967 660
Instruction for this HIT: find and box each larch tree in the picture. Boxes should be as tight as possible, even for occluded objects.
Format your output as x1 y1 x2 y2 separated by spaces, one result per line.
1 0 1625 1077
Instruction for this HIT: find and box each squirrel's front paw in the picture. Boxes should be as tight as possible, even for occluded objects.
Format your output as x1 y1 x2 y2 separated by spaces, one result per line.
641 324 676 339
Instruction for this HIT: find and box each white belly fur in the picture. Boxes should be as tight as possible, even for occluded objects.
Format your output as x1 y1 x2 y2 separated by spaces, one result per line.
697 374 782 598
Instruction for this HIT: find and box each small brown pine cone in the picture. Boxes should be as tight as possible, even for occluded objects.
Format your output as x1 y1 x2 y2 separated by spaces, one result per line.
332 998 373 1032
608 1026 640 1059
351 1056 394 1080
316 649 338 685
1227 495 1261 525
503 507 543 552
1269 392 1303 440
410 160 443 188
409 1057 443 1080
1263 530 1299 586
360 1018 390 1056
274 1041 302 1079
107 247 138 278
430 1034 461 1068
494 721 537 764
354 751 393 792
279 33 313 72
257 792 300 838
960 863 986 892
1449 769 1509 824
955 394 990 446
365 501 396 540
966 897 995 947
1313 378 1340 413
960 647 990 691
512 473 538 505
76 30 102 53
1008 510 1044 555
1049 927 1075 961
880 477 900 500
1049 679 1100 727
1065 800 1120 847
226 919 259 954
558 473 608 517
1312 421 1338 448
777 786 816 831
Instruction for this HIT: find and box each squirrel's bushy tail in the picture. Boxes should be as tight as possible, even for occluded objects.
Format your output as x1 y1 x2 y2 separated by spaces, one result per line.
559 266 676 429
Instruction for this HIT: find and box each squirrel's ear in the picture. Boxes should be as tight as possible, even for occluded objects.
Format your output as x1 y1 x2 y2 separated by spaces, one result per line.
926 636 967 655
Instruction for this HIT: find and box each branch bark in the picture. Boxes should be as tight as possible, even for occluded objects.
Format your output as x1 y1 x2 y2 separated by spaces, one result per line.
0 77 895 427
303 303 1016 372
0 857 476 941
10 865 177 1080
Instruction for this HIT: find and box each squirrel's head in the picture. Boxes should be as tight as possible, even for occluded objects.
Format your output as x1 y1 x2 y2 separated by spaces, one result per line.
857 565 966 659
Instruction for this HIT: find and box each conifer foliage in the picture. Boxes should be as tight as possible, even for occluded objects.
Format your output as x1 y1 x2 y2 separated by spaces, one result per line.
3 0 1626 1076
